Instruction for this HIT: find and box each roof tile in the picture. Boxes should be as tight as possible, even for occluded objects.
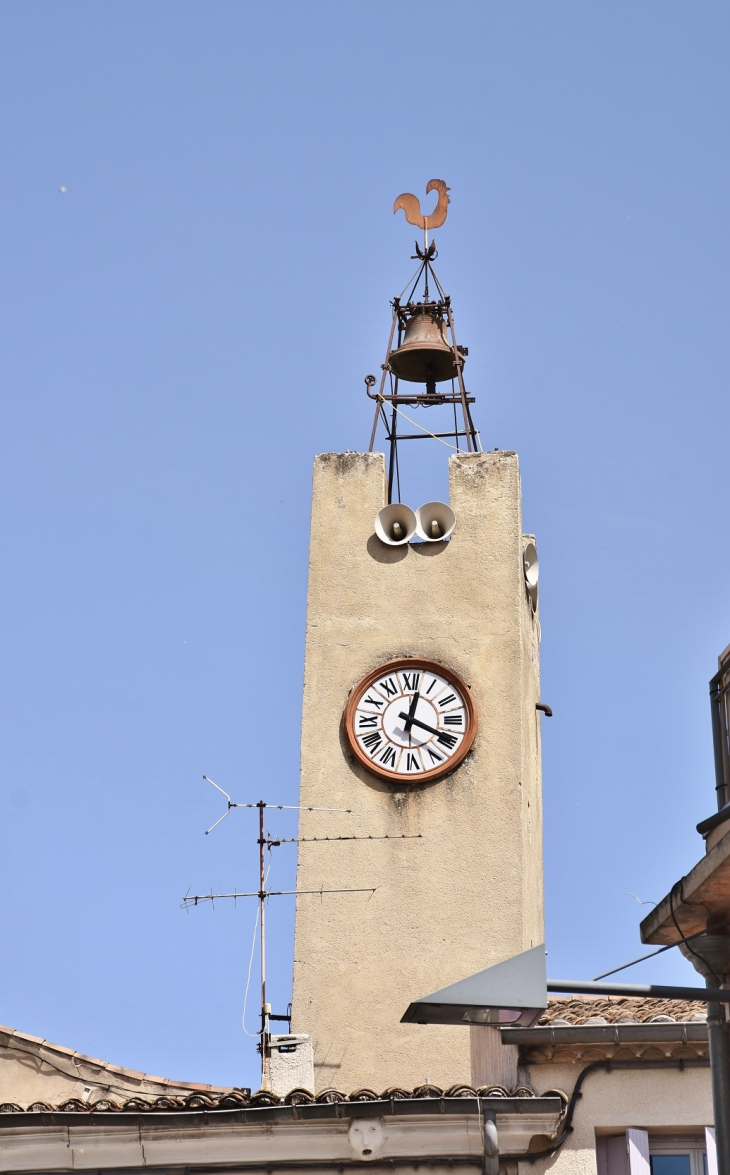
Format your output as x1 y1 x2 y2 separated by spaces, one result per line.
539 996 706 1025
0 1085 552 1115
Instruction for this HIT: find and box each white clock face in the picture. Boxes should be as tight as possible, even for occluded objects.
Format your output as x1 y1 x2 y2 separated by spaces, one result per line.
345 660 476 782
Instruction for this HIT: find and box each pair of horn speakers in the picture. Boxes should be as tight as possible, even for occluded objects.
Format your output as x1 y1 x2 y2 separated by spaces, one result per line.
375 501 456 546
523 541 539 610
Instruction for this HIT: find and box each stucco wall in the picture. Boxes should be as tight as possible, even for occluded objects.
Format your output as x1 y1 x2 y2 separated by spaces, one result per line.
522 1064 713 1175
291 451 544 1092
0 1025 227 1108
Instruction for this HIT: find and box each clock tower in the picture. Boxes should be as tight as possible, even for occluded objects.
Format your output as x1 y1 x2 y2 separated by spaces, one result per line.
290 187 545 1094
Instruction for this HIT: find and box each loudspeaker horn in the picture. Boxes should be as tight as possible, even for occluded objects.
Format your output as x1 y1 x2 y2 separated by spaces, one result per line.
375 503 417 546
523 542 539 609
415 501 456 542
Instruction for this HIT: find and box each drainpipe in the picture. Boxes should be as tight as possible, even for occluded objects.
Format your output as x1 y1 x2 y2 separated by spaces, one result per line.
710 670 728 811
680 935 730 1175
482 1109 498 1175
706 982 730 1175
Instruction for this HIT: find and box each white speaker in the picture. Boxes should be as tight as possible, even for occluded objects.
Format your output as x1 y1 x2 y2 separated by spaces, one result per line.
374 503 417 546
415 501 456 542
523 542 539 609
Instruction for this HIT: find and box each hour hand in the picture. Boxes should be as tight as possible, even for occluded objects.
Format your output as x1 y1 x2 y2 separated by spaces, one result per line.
403 691 420 732
398 711 442 739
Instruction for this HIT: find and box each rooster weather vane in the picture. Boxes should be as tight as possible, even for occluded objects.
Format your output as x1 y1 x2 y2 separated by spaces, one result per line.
367 179 480 501
394 178 450 249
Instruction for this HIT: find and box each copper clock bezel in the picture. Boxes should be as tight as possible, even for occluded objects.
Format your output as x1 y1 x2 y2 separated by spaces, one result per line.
344 657 477 784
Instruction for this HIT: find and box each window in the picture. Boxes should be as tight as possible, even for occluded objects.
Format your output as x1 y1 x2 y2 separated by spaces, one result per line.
650 1158 692 1175
598 1130 714 1175
650 1135 707 1175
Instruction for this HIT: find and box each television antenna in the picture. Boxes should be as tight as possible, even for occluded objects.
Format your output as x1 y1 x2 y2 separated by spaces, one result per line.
184 776 423 1090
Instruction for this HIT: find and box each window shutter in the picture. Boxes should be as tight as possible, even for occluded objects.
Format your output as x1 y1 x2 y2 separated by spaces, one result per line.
706 1128 717 1175
627 1129 651 1175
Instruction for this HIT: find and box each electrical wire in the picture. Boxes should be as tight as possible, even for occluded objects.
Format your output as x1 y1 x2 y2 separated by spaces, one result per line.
241 905 261 1039
242 858 272 1039
508 1058 709 1164
669 880 720 985
390 402 465 451
1 1044 186 1102
592 927 711 980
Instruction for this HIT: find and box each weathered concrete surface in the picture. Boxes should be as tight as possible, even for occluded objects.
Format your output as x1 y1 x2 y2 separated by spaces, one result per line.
0 1101 565 1171
524 1064 712 1175
0 1023 229 1108
291 451 544 1092
641 828 730 944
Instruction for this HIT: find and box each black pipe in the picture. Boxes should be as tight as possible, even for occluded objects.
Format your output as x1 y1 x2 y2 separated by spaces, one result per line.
548 978 729 1003
706 978 730 1175
710 672 724 817
710 670 729 810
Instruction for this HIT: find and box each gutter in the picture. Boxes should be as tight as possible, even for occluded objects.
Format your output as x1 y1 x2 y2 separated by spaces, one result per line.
0 1095 562 1129
697 806 730 837
0 1095 566 1174
502 1023 708 1048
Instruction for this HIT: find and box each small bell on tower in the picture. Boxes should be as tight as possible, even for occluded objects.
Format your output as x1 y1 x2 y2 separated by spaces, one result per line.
388 303 460 387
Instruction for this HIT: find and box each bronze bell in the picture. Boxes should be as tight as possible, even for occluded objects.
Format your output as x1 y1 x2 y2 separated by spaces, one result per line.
388 305 460 384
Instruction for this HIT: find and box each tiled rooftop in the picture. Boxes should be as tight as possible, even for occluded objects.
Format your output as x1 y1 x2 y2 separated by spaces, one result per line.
0 999 708 1114
0 1084 544 1114
539 996 707 1026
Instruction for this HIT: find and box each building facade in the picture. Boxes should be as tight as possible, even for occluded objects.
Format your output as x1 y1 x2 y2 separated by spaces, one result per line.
0 190 720 1172
0 446 717 1175
291 449 543 1092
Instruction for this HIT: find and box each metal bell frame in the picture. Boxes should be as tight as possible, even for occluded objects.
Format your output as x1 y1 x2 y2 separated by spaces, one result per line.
367 240 481 505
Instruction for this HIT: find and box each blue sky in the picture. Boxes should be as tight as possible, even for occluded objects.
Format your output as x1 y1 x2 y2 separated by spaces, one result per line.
0 1 728 1091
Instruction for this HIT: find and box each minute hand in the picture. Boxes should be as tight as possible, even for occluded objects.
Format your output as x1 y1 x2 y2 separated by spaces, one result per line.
403 691 420 732
398 712 450 741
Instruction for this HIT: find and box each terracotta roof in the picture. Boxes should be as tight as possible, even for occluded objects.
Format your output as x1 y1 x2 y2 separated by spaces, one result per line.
4 1001 706 1115
540 996 707 1026
0 1023 230 1097
0 1084 546 1115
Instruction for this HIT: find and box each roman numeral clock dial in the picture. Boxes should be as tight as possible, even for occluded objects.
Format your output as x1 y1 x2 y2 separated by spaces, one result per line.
344 659 477 783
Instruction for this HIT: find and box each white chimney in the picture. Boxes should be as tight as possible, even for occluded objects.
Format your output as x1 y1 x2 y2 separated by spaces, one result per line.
268 1034 314 1097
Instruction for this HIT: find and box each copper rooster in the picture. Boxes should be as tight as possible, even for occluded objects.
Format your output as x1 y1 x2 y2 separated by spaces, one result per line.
393 179 450 230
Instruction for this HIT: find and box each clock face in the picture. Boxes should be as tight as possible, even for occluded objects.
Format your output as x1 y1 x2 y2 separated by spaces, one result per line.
344 658 477 783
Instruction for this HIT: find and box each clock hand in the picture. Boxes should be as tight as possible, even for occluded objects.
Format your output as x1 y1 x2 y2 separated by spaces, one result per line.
403 691 420 732
398 711 451 741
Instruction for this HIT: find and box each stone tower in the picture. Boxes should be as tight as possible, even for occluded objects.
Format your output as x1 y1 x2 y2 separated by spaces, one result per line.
290 448 544 1093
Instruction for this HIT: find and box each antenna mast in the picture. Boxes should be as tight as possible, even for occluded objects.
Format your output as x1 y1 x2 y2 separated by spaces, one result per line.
257 801 267 1072
185 777 422 1091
